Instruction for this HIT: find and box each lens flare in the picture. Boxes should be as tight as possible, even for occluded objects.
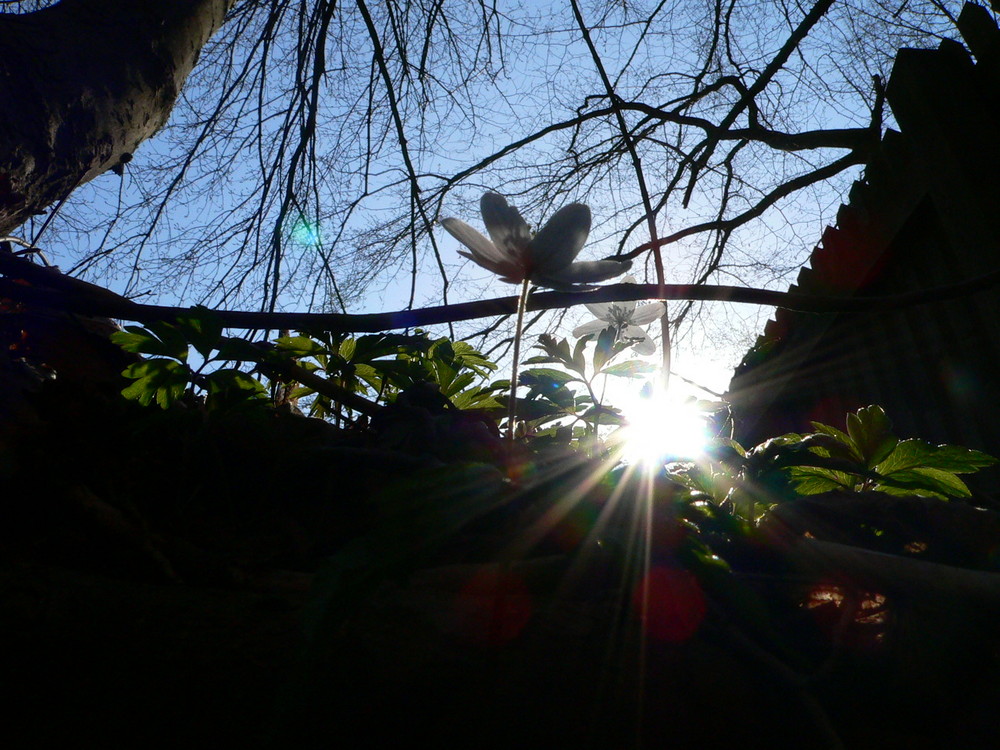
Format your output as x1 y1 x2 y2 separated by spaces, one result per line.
290 217 322 247
616 387 710 466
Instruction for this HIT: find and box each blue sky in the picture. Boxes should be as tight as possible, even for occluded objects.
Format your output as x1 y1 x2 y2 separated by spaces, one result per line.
15 0 974 399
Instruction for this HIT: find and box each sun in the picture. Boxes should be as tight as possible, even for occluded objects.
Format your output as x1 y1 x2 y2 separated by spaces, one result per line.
615 387 711 466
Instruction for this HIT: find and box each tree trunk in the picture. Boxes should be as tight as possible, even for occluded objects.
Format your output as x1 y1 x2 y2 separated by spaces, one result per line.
0 0 234 235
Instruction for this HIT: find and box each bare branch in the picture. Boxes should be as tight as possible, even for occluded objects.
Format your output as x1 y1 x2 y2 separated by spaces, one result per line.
6 252 1000 334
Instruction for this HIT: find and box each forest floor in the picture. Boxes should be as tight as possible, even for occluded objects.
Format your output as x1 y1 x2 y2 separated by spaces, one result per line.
3 303 1000 749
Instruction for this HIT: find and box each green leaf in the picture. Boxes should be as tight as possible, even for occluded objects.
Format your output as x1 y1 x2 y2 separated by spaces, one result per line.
366 359 427 390
708 437 747 459
432 356 457 392
520 368 576 386
451 341 497 376
338 337 357 361
352 363 382 390
809 421 860 461
522 355 563 365
513 397 567 422
442 371 476 397
571 334 588 368
534 333 573 366
175 308 225 360
111 328 153 354
112 325 187 361
217 336 267 362
204 369 268 412
145 321 190 361
845 405 898 467
353 332 431 363
876 439 998 476
593 327 615 372
787 466 859 494
600 360 658 378
876 467 971 499
556 337 573 364
276 335 329 357
798 432 857 461
451 386 504 411
581 404 624 426
207 369 267 395
546 385 576 409
120 359 189 408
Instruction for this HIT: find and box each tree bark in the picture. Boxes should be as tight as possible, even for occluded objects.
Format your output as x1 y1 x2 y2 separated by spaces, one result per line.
0 0 234 234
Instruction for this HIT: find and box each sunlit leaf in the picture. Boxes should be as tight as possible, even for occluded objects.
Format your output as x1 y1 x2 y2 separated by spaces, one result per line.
846 405 898 467
112 325 186 361
110 328 155 354
593 327 614 372
277 335 329 357
788 466 858 494
809 421 860 461
571 335 590 375
338 337 357 361
876 467 971 499
520 368 576 386
876 439 998 476
207 368 267 394
600 360 658 377
442 371 476 397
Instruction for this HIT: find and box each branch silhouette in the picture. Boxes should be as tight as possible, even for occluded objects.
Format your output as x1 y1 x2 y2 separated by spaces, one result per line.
4 250 1000 333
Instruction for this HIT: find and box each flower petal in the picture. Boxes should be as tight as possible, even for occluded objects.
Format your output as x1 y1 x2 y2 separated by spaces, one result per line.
629 335 657 356
457 249 521 280
622 325 656 354
480 193 532 259
584 301 613 320
541 259 630 285
630 301 667 325
529 203 591 273
572 319 609 337
441 218 505 264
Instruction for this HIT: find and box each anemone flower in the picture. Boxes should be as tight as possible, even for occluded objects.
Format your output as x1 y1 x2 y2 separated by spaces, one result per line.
572 276 665 355
440 192 629 291
441 192 629 445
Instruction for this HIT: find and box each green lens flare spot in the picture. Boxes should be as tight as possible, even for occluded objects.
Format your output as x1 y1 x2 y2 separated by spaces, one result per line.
291 218 322 247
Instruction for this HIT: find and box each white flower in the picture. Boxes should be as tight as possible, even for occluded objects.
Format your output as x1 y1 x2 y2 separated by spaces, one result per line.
571 276 665 355
440 192 630 290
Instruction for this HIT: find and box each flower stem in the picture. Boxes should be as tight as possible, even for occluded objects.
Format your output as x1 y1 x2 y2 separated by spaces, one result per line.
507 278 531 444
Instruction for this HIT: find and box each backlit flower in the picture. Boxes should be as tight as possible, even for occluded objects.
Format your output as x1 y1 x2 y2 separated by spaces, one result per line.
441 192 629 290
572 276 665 354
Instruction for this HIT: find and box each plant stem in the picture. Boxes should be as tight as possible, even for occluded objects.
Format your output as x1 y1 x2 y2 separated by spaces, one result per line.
507 278 531 443
583 375 602 438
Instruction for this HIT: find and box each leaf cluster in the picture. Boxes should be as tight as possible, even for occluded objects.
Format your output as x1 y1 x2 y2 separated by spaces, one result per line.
670 406 997 522
112 311 506 423
112 309 267 411
274 329 505 420
515 331 656 447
